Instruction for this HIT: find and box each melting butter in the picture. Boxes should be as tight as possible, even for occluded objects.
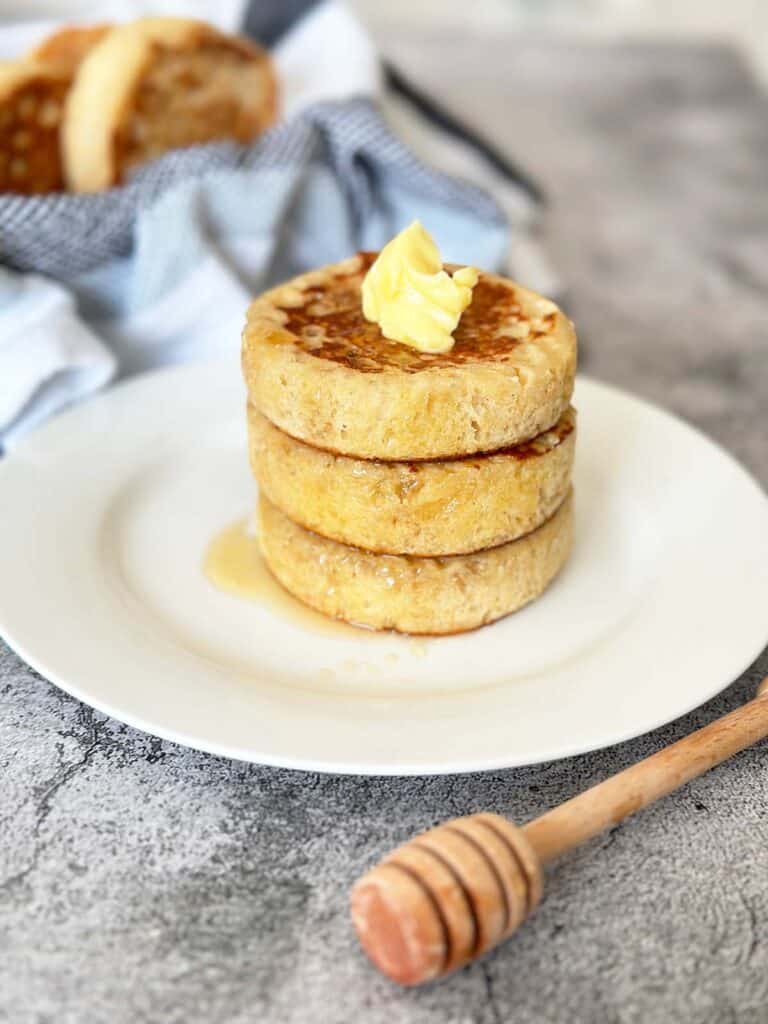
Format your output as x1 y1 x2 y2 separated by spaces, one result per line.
361 221 478 354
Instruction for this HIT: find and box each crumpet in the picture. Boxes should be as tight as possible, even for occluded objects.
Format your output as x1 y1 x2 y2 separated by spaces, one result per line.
27 25 110 78
243 254 576 460
258 491 574 635
0 62 68 193
63 17 277 191
249 405 576 556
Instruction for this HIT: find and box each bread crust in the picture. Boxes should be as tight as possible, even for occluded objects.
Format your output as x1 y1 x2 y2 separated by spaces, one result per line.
62 17 278 191
249 404 575 555
258 491 574 635
242 255 577 460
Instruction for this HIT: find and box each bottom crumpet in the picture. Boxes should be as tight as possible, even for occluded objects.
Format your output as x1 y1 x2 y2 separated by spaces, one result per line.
257 492 574 635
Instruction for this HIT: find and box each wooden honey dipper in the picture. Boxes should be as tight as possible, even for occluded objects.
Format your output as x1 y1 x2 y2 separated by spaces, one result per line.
351 677 768 986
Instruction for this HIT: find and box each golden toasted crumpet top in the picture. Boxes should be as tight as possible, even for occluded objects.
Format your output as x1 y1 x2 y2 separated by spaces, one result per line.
0 62 69 194
63 17 278 192
258 491 574 635
249 404 576 556
27 25 111 79
361 220 478 354
242 253 577 460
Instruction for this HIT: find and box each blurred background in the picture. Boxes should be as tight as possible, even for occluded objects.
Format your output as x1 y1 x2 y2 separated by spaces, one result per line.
2 0 766 82
361 0 768 82
0 0 765 81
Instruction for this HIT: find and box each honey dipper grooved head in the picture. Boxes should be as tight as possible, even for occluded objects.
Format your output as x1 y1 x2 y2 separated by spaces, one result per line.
350 814 543 986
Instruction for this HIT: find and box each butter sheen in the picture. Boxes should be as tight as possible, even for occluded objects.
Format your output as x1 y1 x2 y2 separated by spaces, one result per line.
361 221 478 354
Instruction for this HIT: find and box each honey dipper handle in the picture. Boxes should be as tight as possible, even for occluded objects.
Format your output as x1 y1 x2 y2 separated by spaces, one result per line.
523 679 768 865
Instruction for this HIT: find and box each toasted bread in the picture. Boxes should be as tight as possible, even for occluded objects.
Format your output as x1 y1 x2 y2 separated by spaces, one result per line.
249 404 575 556
0 61 68 193
63 17 277 192
258 491 573 635
243 254 576 460
27 24 110 78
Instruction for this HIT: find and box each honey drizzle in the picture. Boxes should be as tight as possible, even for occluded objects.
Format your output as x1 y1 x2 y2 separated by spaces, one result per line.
204 519 362 639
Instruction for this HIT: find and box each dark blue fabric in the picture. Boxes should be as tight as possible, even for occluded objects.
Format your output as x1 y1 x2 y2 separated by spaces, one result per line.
243 0 322 46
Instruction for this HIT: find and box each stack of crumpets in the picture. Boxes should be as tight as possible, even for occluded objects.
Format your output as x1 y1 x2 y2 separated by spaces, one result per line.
0 17 277 195
242 222 577 635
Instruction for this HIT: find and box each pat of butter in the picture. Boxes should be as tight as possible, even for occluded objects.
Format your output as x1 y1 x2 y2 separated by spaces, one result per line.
362 221 478 354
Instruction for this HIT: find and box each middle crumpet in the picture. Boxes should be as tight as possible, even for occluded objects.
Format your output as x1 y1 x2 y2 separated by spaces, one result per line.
248 405 576 556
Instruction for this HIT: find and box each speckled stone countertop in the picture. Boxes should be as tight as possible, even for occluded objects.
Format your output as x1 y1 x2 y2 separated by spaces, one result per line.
2 35 768 1024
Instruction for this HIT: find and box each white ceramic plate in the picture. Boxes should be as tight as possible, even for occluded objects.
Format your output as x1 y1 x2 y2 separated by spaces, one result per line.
1 363 767 774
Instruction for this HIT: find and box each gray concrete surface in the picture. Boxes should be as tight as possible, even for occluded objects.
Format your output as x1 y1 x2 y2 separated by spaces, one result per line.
2 35 768 1024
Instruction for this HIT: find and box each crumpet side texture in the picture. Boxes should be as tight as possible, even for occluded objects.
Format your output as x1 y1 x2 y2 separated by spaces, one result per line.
249 404 576 556
258 491 574 635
